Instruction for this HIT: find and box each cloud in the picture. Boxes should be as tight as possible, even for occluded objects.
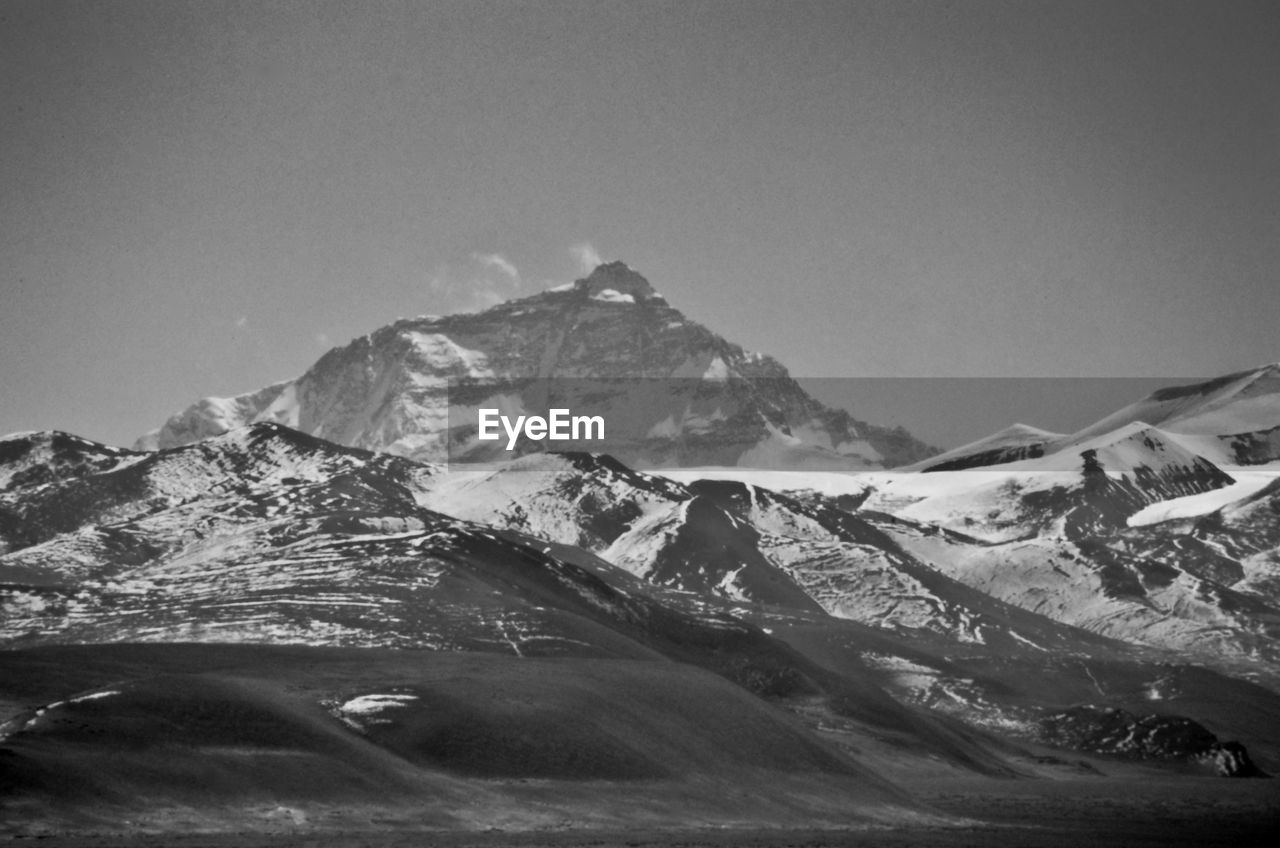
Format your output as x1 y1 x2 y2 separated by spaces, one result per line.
226 314 274 375
425 251 524 313
471 252 520 281
570 242 602 274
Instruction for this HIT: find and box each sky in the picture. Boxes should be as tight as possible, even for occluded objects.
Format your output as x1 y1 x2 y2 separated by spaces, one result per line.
2 0 1277 448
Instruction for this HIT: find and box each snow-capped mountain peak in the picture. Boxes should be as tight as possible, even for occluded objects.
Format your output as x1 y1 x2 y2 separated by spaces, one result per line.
578 261 662 302
136 264 936 469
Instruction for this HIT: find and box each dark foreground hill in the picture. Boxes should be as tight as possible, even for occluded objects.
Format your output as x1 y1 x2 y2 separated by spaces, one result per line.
6 646 1280 847
0 644 931 833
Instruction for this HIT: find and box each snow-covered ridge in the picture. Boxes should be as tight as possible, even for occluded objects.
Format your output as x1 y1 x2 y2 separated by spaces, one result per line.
904 423 1063 472
1127 469 1280 526
999 420 1224 476
1067 364 1280 444
136 380 296 452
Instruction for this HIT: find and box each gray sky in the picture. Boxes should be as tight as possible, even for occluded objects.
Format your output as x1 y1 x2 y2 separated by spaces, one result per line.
2 0 1277 448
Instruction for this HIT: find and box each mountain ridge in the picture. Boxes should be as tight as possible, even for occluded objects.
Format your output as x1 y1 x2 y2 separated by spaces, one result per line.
898 363 1280 476
6 419 1278 778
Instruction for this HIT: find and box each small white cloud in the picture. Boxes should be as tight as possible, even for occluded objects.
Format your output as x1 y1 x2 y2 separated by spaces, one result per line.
316 332 330 346
471 252 520 281
235 315 249 330
426 272 447 294
424 251 524 313
570 242 602 274
470 290 506 310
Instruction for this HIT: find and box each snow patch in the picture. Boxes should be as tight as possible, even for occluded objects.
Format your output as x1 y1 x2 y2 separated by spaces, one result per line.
1127 469 1280 526
589 288 635 304
407 332 495 380
337 693 419 718
653 467 878 498
703 357 729 381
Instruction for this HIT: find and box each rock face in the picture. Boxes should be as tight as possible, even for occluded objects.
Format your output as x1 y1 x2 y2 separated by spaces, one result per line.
136 263 936 469
1039 706 1266 776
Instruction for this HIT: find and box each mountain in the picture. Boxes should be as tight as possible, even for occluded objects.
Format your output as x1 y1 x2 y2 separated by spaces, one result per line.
0 430 143 494
5 424 1277 772
10 345 1280 837
780 368 1280 673
0 424 1013 767
9 422 1095 832
1068 364 1280 444
625 363 1280 683
909 423 1064 472
885 422 1237 541
136 262 937 469
911 365 1280 475
416 453 1137 654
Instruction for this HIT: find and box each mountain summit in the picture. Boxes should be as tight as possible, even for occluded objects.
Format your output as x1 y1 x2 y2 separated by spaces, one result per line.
137 264 935 468
578 260 661 300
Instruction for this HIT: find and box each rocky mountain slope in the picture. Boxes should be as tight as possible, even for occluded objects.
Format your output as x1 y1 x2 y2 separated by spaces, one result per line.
4 421 1277 785
811 366 1280 671
0 424 1018 778
137 263 936 469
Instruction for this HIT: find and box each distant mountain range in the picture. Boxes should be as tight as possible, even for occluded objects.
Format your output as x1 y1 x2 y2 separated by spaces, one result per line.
910 363 1280 472
4 419 1276 783
4 264 1280 835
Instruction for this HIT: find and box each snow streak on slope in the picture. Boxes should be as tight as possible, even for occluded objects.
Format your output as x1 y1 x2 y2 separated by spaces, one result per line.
1127 470 1280 526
